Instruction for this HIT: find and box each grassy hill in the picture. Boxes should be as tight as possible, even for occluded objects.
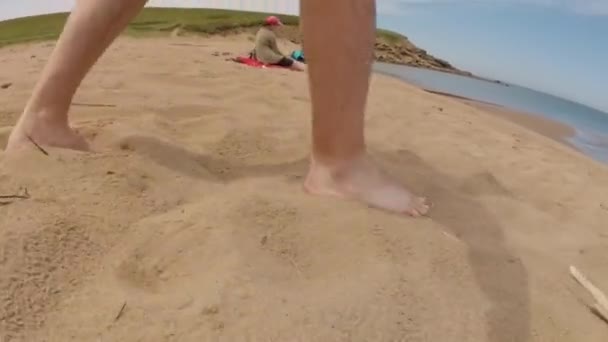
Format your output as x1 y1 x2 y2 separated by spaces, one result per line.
0 8 470 75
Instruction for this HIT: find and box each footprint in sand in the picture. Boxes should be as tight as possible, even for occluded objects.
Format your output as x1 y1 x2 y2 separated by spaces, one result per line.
209 129 279 161
104 180 413 339
226 182 395 289
460 171 512 197
113 206 234 293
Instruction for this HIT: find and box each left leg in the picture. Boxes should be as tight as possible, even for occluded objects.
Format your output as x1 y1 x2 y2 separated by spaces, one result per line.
6 0 147 152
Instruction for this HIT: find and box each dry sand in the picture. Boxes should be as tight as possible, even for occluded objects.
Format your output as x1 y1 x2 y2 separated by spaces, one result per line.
1 35 608 342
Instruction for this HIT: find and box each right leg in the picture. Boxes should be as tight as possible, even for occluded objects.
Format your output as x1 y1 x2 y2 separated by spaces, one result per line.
5 0 148 152
301 0 430 216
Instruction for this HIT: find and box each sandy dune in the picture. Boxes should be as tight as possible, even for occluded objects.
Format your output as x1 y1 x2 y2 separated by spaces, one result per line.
1 35 608 341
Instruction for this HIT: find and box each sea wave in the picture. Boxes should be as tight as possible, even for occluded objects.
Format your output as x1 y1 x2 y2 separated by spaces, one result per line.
567 128 608 163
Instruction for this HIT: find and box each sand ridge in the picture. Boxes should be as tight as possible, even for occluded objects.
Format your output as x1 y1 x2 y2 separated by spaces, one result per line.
0 36 607 341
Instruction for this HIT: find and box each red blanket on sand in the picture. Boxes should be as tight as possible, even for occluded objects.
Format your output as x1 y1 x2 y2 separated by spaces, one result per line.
233 56 288 69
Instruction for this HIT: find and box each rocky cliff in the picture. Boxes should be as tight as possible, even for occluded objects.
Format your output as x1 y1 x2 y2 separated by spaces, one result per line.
372 32 472 76
266 25 472 76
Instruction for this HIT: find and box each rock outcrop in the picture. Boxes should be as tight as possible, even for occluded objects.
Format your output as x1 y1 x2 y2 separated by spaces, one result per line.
210 24 471 76
373 38 472 76
273 25 472 76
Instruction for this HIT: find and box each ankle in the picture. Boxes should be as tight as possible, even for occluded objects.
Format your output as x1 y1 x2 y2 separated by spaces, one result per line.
310 150 368 181
21 105 69 128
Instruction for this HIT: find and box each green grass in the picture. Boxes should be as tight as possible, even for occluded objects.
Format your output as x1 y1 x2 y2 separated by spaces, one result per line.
0 12 68 47
0 8 406 48
376 29 406 44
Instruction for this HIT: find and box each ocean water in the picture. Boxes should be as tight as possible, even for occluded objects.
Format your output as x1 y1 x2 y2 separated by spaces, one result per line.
373 62 608 164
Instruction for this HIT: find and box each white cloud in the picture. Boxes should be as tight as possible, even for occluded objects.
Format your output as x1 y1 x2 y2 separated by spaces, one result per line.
377 0 608 15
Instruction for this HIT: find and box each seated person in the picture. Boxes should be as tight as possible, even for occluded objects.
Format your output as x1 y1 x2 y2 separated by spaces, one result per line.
253 16 306 71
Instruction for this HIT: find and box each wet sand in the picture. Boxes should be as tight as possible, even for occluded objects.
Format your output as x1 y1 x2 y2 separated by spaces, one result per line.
424 89 576 148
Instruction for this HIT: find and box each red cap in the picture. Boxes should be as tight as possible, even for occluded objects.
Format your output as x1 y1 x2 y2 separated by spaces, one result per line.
264 16 283 26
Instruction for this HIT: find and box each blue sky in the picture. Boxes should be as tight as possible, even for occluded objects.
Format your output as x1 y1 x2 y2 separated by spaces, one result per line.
377 0 608 112
1 0 607 112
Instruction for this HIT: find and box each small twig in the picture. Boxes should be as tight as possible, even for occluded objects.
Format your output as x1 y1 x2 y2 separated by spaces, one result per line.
169 43 208 47
26 135 49 156
0 188 30 206
0 194 28 199
441 231 462 243
570 265 608 323
287 255 304 280
0 187 29 199
114 301 127 322
72 102 116 108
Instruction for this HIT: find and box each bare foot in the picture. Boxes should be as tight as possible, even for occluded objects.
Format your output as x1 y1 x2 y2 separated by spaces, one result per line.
304 154 431 216
5 112 89 153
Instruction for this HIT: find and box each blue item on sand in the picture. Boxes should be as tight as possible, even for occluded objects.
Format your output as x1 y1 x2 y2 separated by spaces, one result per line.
291 49 305 63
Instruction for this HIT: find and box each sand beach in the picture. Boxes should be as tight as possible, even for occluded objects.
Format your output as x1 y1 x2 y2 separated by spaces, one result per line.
1 34 608 341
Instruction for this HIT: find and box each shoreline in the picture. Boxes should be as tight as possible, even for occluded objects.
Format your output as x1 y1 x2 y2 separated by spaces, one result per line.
372 68 582 155
422 89 578 150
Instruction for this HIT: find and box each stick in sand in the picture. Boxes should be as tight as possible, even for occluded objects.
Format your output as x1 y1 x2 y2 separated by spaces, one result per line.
0 194 29 199
72 102 116 108
287 255 304 280
0 187 30 199
570 265 608 323
169 43 208 47
0 188 30 206
114 301 127 322
26 135 49 155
